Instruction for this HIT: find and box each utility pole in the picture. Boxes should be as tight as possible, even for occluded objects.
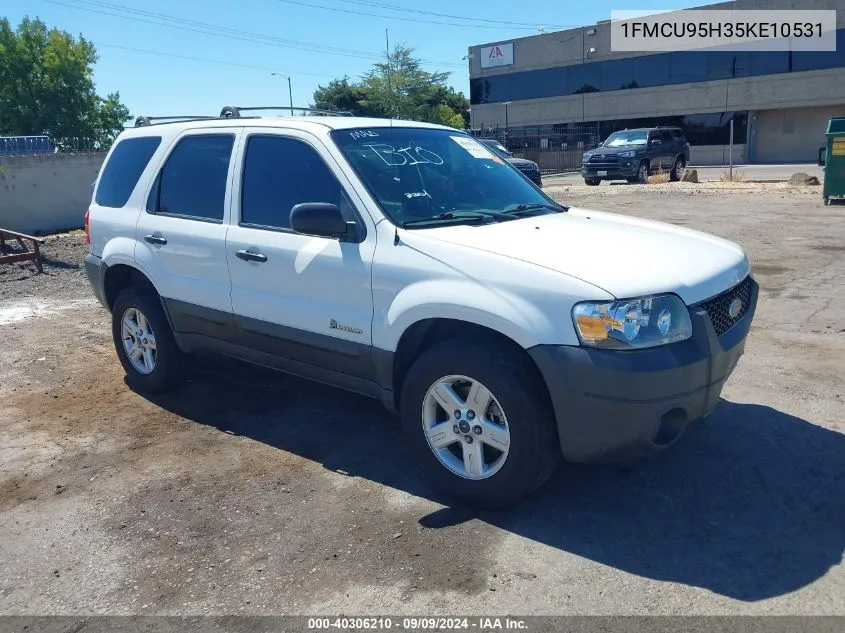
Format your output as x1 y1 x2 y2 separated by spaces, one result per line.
270 72 293 112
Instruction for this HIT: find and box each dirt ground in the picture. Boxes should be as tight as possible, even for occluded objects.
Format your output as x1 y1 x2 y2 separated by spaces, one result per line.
1 181 843 616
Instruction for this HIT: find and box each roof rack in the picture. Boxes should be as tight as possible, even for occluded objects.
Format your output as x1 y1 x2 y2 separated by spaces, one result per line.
132 106 357 129
219 105 354 118
134 115 220 127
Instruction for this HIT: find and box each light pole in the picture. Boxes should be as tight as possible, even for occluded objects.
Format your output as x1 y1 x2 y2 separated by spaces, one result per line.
503 101 510 146
270 72 293 112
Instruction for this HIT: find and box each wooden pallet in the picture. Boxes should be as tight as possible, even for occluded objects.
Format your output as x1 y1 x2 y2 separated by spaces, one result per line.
0 228 44 273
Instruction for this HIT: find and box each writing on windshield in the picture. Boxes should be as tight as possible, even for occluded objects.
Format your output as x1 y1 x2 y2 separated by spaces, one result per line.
364 144 445 167
330 127 558 227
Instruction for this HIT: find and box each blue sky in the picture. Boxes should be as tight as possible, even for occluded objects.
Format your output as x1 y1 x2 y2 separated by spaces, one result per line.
6 0 705 120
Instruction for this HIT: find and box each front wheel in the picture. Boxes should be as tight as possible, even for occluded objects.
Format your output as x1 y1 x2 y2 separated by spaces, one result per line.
111 285 185 393
670 156 686 181
634 160 649 183
399 339 561 508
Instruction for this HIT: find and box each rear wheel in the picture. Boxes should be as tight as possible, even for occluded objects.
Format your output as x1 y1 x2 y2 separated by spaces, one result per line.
399 339 561 508
111 285 185 393
584 178 600 186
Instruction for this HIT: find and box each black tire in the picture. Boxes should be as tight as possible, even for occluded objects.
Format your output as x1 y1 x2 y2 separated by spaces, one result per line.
399 339 562 508
670 155 686 181
635 160 649 183
584 178 601 186
111 284 184 393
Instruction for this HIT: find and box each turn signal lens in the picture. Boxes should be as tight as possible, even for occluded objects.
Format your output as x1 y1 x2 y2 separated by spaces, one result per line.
575 314 621 340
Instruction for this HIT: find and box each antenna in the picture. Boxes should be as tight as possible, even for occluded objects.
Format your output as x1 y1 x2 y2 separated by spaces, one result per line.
385 28 391 117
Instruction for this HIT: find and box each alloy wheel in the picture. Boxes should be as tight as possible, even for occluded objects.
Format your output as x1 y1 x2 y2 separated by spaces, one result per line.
421 374 511 480
121 307 157 374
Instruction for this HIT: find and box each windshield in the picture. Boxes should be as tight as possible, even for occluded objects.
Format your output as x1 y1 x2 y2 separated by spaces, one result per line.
330 127 560 227
603 130 648 147
479 139 511 156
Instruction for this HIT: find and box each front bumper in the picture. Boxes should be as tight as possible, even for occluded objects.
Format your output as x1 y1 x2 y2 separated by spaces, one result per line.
83 252 109 309
581 161 638 180
528 277 759 463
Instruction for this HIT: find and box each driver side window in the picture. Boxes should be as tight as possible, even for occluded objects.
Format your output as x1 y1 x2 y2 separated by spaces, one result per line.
240 135 346 230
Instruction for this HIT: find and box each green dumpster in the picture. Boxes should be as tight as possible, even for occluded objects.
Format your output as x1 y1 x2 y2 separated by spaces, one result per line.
822 116 845 205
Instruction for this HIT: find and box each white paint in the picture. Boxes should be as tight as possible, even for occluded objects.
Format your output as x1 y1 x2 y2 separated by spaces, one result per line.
88 113 752 357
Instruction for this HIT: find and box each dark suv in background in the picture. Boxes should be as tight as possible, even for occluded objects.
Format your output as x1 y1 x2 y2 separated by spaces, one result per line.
580 127 690 186
478 138 543 186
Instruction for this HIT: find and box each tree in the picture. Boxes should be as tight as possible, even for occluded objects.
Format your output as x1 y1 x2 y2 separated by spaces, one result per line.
0 16 130 147
312 45 469 128
313 76 386 118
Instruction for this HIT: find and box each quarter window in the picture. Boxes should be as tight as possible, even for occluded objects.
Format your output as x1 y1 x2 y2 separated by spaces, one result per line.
152 134 234 221
240 135 344 230
95 136 162 208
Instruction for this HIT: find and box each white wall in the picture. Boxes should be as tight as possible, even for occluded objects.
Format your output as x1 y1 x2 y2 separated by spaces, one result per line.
690 144 747 165
754 105 845 162
0 154 103 235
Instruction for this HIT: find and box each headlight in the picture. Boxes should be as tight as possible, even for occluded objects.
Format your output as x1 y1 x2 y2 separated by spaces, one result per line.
618 150 636 158
572 294 692 349
582 152 592 161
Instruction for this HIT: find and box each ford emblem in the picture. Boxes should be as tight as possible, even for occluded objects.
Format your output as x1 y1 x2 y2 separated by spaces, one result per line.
728 298 743 319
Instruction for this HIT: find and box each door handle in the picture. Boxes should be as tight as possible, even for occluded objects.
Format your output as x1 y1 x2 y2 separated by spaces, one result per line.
235 249 268 263
144 234 167 245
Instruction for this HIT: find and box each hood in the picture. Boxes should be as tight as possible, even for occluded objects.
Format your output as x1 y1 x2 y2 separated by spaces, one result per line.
405 207 750 305
589 145 644 156
507 157 536 167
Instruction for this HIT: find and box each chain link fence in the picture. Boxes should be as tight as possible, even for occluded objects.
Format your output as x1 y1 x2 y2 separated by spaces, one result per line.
0 135 111 160
470 122 601 174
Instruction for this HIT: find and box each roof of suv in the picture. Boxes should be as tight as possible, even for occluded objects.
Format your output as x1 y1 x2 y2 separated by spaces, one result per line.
120 115 456 138
614 127 684 133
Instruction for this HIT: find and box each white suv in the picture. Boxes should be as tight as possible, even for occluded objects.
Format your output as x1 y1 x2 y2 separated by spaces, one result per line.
83 107 758 507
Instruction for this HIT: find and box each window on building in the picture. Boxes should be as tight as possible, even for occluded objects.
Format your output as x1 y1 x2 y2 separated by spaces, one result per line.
469 27 845 105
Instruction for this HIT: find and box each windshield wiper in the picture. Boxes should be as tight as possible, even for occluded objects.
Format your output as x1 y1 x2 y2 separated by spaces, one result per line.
504 202 568 214
400 210 518 228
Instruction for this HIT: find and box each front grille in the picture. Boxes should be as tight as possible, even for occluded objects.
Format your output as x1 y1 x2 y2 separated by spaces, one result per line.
698 276 753 336
587 154 619 169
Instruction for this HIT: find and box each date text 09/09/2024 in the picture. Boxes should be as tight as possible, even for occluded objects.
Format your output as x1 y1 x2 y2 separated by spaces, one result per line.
307 617 529 630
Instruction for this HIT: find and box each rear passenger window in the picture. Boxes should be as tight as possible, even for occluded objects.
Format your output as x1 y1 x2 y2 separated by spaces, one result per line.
153 134 234 222
95 136 161 208
240 135 343 230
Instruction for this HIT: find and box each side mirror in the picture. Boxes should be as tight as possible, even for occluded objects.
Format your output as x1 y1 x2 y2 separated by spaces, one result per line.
290 202 349 238
650 138 662 146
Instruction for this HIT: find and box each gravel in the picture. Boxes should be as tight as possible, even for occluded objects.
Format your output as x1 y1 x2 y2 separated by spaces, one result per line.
0 184 842 616
0 231 91 302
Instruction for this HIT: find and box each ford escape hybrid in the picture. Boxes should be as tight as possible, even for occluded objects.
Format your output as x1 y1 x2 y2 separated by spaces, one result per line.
84 107 758 507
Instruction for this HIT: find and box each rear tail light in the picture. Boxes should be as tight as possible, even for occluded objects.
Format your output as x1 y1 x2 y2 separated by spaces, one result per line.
84 209 91 249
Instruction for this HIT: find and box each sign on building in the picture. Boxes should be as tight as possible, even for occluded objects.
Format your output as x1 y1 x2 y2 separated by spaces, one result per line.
480 42 514 69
